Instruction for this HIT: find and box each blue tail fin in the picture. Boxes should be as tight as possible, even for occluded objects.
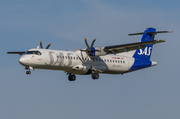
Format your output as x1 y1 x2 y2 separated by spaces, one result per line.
133 28 156 60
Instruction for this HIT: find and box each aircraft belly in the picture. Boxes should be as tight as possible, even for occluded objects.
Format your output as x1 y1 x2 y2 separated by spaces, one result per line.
102 70 124 74
70 64 107 75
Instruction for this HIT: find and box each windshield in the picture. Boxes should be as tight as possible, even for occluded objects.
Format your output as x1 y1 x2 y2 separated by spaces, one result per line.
25 51 42 55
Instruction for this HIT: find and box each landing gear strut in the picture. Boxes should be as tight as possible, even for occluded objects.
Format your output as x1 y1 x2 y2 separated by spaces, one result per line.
25 66 33 75
91 73 99 79
68 74 76 81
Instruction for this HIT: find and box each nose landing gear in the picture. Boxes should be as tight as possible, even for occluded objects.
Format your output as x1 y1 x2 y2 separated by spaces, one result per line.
26 71 31 75
25 66 33 75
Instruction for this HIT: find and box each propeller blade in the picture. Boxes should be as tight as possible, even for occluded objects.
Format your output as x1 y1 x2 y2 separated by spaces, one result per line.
90 38 97 49
40 40 43 49
93 58 95 65
81 37 98 56
79 49 87 52
46 43 52 49
84 37 90 49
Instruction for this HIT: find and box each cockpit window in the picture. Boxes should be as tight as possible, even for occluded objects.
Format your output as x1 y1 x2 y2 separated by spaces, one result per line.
25 51 42 55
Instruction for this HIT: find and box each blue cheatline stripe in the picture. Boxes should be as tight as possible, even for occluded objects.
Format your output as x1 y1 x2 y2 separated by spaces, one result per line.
129 58 152 71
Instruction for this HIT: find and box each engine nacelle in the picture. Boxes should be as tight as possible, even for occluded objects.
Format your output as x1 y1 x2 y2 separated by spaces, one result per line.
92 47 107 56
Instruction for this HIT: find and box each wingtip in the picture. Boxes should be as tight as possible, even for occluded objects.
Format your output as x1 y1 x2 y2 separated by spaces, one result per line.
156 39 166 42
168 31 174 33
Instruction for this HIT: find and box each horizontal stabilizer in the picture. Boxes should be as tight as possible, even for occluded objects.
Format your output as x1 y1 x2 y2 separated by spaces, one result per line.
129 31 173 36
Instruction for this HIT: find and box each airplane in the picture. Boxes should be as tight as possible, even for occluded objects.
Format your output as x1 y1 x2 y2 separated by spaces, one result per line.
7 27 172 81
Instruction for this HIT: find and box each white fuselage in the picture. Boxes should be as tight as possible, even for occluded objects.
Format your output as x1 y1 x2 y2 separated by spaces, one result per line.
19 48 139 75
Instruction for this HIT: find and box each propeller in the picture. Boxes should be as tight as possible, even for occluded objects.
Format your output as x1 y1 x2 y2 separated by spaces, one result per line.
40 40 43 49
80 37 99 56
79 37 100 64
40 40 52 49
46 43 52 49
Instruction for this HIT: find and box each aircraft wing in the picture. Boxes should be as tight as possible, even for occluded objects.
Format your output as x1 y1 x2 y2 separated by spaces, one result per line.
103 40 165 54
7 51 26 55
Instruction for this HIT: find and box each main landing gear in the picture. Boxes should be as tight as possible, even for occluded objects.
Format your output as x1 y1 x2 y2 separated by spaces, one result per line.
67 73 99 81
91 73 99 80
68 74 76 81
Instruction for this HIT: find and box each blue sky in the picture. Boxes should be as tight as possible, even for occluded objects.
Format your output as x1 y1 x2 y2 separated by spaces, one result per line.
1 0 180 119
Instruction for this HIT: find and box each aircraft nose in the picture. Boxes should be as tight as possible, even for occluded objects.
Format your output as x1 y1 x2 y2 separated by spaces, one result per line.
19 57 27 65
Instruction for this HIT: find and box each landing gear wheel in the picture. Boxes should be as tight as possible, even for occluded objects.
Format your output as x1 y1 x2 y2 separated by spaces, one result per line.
26 71 31 75
68 74 76 81
25 66 29 70
91 73 99 80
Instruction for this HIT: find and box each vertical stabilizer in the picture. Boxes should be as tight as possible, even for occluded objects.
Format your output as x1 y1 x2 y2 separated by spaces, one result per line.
132 28 156 60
